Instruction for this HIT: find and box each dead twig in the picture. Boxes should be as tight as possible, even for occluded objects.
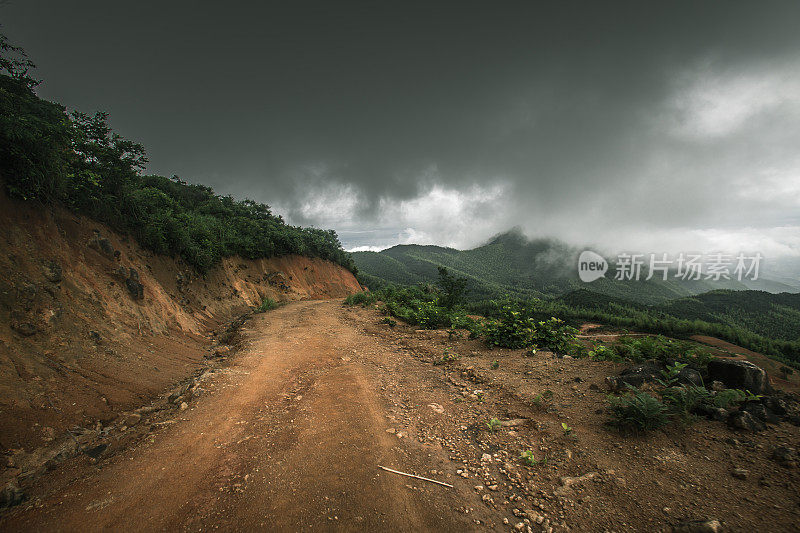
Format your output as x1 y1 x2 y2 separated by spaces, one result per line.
377 465 453 488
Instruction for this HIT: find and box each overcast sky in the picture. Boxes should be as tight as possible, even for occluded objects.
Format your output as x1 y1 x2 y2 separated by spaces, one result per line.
4 1 800 256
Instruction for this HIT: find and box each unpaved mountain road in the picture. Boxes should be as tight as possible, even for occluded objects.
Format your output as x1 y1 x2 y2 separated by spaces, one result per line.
2 300 480 532
5 300 800 532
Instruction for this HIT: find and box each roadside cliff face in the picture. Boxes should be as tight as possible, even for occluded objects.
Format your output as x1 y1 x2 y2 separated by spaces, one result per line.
0 192 361 451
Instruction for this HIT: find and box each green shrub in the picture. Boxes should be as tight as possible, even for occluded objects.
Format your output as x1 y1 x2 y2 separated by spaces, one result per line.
255 297 278 313
532 317 579 353
712 388 746 408
484 303 536 348
661 384 710 423
607 388 669 433
416 301 451 329
343 291 377 307
433 348 460 366
588 344 624 362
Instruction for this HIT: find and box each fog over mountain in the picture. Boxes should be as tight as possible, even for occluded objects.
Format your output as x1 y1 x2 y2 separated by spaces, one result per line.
5 1 800 259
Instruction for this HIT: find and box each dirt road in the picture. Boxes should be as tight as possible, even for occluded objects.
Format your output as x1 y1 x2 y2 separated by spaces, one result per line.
2 300 479 532
4 300 800 532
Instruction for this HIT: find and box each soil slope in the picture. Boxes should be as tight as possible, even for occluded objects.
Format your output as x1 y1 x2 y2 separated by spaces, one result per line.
0 192 361 453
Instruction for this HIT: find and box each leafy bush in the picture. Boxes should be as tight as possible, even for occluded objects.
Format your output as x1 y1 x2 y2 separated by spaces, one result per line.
713 388 746 409
607 388 669 433
588 344 624 362
436 266 468 310
255 297 279 313
532 317 579 353
343 291 377 307
661 384 710 423
484 303 536 348
416 301 451 329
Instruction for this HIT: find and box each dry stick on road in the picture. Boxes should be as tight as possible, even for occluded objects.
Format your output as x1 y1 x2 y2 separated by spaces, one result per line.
378 465 454 488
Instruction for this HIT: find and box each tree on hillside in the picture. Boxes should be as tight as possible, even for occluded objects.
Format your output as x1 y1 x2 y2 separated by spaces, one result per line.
437 266 468 310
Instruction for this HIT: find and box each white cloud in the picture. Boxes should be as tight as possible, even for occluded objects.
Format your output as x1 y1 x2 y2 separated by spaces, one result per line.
667 61 800 139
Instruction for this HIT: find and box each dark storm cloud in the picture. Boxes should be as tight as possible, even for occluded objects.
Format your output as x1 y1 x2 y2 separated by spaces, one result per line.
3 1 800 253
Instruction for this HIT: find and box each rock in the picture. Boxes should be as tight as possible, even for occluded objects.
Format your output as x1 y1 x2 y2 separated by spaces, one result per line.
0 480 25 509
428 403 444 414
555 472 598 496
771 446 798 468
707 359 772 395
762 396 787 416
606 361 662 391
742 402 780 424
82 443 108 459
727 410 765 432
88 234 115 257
481 453 493 463
731 468 748 480
672 519 723 533
42 260 62 282
128 267 140 282
179 402 188 411
125 277 144 299
678 367 703 387
122 413 142 427
710 381 726 392
113 265 128 280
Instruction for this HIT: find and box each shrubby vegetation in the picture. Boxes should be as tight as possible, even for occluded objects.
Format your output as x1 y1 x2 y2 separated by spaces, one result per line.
606 361 756 434
0 34 356 274
255 297 279 313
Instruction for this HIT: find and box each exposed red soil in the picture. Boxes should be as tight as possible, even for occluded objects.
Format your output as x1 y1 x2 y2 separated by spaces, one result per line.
0 191 361 454
2 301 798 532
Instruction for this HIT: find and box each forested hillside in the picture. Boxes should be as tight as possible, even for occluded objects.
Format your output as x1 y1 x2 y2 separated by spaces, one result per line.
354 230 749 305
0 34 355 273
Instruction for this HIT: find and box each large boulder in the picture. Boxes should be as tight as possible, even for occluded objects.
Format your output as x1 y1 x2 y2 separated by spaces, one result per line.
707 359 772 395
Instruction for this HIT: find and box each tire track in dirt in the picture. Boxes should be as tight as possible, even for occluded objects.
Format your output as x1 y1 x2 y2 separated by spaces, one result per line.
1 300 472 532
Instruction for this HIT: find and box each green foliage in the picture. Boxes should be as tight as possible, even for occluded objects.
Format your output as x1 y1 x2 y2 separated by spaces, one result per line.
416 301 451 329
560 422 574 436
713 388 746 408
380 317 397 327
255 297 278 313
490 360 499 369
486 417 501 432
433 348 460 366
607 388 669 433
343 291 377 307
657 362 688 388
587 344 623 362
520 450 547 467
532 317 579 353
531 389 553 408
661 385 710 424
437 266 468 310
0 34 356 275
484 302 536 348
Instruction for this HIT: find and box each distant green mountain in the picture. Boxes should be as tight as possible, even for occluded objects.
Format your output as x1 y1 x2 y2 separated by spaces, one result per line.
656 290 800 342
353 230 751 305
